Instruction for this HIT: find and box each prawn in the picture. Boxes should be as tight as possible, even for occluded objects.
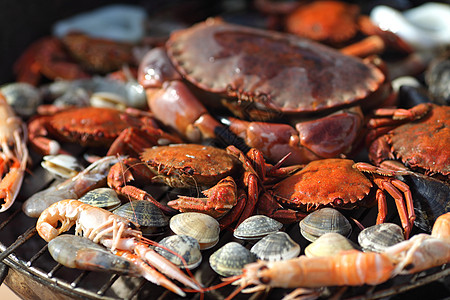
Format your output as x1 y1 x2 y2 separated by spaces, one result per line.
36 199 202 295
0 93 29 212
385 212 450 275
233 250 395 293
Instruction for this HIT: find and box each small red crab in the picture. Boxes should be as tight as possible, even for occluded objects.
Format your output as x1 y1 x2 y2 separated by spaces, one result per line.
107 144 298 228
367 103 450 181
139 18 392 165
285 0 413 57
257 158 415 238
27 106 182 156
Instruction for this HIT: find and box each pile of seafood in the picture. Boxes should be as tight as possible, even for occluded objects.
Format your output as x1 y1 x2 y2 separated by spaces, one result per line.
1 1 449 299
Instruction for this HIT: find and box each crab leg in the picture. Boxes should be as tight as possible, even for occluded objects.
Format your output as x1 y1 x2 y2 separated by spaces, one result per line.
355 162 415 239
167 176 238 219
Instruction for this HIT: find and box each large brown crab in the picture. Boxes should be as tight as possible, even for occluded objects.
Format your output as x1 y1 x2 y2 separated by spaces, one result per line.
257 158 415 238
107 144 298 228
138 18 392 165
367 103 450 181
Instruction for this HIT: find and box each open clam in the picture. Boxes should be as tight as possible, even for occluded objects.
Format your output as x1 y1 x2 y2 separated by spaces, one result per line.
233 215 283 240
154 235 202 269
299 208 352 242
79 187 121 211
113 200 168 235
41 154 84 179
169 212 220 250
209 242 255 277
304 232 357 258
250 232 300 262
358 223 405 253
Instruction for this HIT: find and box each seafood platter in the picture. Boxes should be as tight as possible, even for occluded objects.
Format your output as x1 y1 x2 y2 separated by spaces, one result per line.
0 0 449 299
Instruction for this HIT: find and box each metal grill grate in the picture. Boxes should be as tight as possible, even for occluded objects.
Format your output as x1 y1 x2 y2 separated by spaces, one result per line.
0 180 449 300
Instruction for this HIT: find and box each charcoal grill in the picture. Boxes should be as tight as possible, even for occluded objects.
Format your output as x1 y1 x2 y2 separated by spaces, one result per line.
0 0 449 299
0 159 449 300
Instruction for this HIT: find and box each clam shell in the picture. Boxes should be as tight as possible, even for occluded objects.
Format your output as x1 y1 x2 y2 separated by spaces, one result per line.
209 242 255 277
113 200 168 235
154 235 202 269
250 232 300 262
169 212 220 250
79 188 121 211
304 233 357 258
299 208 352 242
358 223 405 253
233 215 283 240
41 154 84 179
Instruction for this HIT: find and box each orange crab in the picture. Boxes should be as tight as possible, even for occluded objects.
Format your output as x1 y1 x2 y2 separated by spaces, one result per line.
257 158 415 238
27 106 182 156
107 144 299 228
285 0 413 58
367 103 450 182
139 18 392 165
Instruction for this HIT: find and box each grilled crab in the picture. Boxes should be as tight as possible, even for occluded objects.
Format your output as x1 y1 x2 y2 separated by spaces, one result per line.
138 18 392 165
27 106 182 156
367 103 450 182
257 158 416 238
107 144 298 228
285 0 413 57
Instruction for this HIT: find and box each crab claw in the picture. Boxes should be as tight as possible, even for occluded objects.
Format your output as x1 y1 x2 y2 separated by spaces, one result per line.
223 107 364 165
167 176 238 219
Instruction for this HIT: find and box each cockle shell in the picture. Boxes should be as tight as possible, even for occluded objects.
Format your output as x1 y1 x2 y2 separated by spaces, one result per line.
209 242 256 277
79 187 122 211
169 212 220 250
358 223 405 253
299 208 352 242
154 235 202 269
113 200 168 235
304 232 357 257
233 215 283 240
250 232 300 261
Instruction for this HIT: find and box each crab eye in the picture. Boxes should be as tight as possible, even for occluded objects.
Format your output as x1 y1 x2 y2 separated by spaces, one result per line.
182 167 194 175
333 198 344 206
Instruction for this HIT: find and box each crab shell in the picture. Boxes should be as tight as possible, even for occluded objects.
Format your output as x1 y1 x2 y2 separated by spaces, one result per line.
285 0 361 44
269 158 372 210
166 18 385 116
369 104 450 178
28 107 159 149
140 144 240 188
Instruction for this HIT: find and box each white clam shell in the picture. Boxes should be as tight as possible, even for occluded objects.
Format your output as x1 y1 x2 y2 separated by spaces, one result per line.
304 232 357 257
169 212 220 250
